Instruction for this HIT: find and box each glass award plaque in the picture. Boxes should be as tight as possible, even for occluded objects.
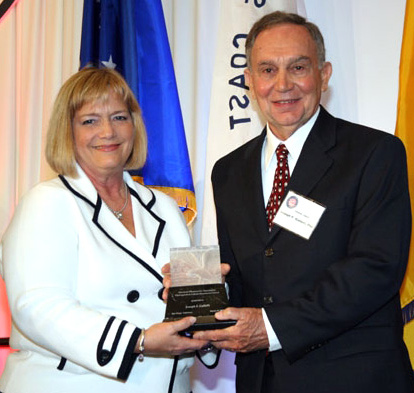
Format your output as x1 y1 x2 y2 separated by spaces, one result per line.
164 245 236 331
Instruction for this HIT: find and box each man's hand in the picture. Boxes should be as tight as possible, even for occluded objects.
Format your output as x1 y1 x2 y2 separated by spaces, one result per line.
193 307 269 353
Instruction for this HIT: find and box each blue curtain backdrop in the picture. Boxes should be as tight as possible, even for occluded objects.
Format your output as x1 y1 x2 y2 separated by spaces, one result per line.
80 0 196 223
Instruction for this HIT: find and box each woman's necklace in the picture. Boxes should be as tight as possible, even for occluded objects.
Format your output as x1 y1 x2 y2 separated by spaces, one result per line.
107 182 129 220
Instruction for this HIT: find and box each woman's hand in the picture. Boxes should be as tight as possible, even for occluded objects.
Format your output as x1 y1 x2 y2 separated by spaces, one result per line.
137 317 209 356
220 263 231 283
161 263 172 301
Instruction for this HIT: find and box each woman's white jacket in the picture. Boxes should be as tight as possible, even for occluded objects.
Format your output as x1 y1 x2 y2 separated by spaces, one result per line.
0 168 211 393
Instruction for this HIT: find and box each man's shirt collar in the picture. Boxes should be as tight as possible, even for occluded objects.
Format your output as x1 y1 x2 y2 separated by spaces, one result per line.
264 107 320 171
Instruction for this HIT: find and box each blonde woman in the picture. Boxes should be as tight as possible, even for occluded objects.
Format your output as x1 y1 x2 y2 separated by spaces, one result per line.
0 68 216 393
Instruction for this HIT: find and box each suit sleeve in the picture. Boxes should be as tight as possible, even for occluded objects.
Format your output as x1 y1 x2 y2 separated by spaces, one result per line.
267 135 411 362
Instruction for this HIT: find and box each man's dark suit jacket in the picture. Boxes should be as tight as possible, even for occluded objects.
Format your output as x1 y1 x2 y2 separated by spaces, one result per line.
212 107 414 393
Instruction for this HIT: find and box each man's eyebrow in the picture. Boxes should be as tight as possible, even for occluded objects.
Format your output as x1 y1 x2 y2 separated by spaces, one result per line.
257 60 277 67
289 56 312 64
257 56 312 68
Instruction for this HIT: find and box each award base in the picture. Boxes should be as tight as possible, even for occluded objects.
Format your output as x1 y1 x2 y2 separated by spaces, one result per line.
164 283 236 332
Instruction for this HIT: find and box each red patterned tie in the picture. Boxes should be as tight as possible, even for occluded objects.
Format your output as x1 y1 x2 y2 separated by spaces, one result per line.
266 144 290 228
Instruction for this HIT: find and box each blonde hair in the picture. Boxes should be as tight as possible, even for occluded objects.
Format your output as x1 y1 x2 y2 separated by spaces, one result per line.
46 67 147 177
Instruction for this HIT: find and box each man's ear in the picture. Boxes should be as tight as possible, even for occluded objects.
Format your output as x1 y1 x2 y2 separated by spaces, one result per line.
320 62 332 92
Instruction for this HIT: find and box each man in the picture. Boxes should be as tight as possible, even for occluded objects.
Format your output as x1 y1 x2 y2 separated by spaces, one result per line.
194 11 414 393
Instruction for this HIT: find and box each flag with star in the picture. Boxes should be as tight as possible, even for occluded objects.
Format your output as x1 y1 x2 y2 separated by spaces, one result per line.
80 0 196 224
395 0 414 366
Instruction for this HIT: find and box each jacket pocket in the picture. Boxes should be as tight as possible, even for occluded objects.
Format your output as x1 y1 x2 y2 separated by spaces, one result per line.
325 326 401 360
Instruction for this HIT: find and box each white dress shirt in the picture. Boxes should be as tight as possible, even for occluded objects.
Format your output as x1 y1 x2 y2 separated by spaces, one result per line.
261 108 319 352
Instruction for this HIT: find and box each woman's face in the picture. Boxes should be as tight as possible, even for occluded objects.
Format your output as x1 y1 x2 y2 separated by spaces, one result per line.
72 91 135 180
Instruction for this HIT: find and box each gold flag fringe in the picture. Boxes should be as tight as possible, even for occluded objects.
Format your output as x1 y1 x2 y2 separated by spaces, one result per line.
132 176 197 226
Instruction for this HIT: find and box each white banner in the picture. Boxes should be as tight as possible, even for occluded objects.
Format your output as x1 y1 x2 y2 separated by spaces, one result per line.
201 0 299 245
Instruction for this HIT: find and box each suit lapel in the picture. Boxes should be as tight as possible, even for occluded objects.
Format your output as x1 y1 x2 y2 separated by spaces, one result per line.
269 107 336 240
288 107 336 195
59 168 165 283
239 130 270 243
93 190 164 283
127 184 165 259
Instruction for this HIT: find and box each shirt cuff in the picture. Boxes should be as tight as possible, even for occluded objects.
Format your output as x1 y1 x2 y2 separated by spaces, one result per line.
262 308 282 352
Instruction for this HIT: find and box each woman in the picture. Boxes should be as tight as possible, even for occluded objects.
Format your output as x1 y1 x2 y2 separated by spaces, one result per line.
0 68 215 392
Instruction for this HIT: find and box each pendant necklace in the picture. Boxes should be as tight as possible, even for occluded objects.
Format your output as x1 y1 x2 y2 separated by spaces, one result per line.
107 182 129 220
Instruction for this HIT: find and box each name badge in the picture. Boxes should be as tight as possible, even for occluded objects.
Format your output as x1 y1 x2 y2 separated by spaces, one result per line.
273 190 326 240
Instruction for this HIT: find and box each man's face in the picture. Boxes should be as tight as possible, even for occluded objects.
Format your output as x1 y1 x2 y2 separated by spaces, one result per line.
245 23 332 140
